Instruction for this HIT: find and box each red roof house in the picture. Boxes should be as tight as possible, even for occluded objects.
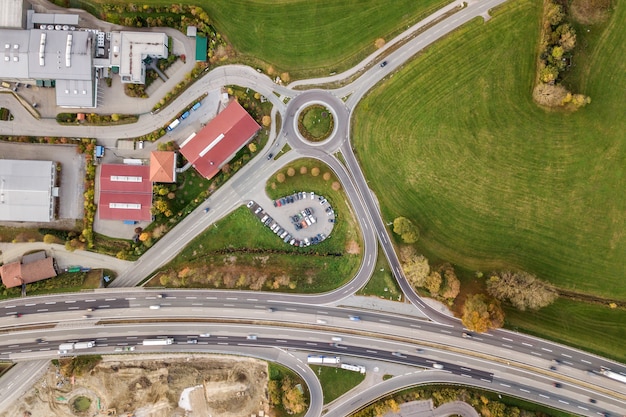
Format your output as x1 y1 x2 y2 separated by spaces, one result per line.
98 164 152 221
149 151 177 183
179 99 260 179
0 252 58 289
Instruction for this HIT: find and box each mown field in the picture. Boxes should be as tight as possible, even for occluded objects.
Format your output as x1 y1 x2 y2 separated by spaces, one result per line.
352 0 626 300
74 0 451 78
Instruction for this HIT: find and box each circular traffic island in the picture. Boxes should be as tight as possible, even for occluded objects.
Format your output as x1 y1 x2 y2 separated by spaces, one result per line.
298 104 334 142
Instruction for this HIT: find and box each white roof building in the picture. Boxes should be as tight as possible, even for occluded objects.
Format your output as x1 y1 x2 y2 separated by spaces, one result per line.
0 159 58 222
110 31 168 84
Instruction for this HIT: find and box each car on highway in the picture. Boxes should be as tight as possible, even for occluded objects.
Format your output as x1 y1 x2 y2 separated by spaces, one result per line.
124 346 135 351
267 153 274 160
349 315 361 321
589 398 597 404
203 207 210 213
187 339 198 344
199 333 211 337
380 60 388 67
266 307 275 313
149 305 161 310
246 335 257 340
553 382 562 388
462 332 472 338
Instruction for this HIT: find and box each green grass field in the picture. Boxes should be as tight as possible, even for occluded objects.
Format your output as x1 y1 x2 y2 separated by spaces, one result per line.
352 0 626 300
309 365 365 404
76 0 451 78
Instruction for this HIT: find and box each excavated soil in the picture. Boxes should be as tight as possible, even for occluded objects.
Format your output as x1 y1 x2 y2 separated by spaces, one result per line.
1 354 270 417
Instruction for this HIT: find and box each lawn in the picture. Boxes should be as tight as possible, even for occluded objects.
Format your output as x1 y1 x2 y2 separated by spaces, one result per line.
299 105 333 141
309 365 365 404
73 0 452 78
352 0 626 300
504 298 626 363
151 159 362 293
357 245 403 301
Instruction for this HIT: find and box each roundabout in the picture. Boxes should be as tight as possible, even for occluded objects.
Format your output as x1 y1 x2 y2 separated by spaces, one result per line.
283 90 350 153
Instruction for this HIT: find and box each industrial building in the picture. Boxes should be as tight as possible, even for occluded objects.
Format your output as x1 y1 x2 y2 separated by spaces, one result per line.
0 0 168 108
0 159 58 222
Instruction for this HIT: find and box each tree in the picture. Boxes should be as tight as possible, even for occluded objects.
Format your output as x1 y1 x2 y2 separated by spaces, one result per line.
392 216 419 243
545 2 565 26
399 247 430 288
441 265 461 300
425 271 442 295
43 234 56 244
486 271 558 311
248 142 257 153
461 294 504 333
557 24 577 51
540 65 559 83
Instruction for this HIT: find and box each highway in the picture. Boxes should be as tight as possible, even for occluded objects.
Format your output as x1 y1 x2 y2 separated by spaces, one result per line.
1 0 625 416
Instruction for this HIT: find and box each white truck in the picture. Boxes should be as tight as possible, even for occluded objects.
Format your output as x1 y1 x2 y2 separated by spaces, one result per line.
307 355 340 365
341 363 366 374
142 338 174 346
58 341 95 354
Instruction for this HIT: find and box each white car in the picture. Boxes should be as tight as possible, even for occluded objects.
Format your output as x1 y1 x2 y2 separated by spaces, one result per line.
149 305 161 310
246 200 254 208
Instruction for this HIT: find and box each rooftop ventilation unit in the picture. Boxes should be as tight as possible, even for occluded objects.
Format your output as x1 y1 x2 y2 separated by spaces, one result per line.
39 33 46 66
65 34 72 67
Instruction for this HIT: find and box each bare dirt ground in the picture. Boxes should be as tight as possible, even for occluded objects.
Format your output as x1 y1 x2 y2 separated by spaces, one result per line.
1 354 270 417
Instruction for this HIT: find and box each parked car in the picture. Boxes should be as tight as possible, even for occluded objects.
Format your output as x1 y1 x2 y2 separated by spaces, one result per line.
349 315 361 321
247 200 254 208
254 207 262 214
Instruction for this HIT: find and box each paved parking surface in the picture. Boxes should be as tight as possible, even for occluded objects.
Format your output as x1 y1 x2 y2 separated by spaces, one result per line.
247 191 335 246
0 142 84 224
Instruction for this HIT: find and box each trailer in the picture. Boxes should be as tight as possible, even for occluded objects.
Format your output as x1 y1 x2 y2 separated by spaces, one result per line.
600 368 626 384
58 343 75 351
74 341 95 349
340 363 366 374
167 119 181 131
307 355 324 364
142 338 174 346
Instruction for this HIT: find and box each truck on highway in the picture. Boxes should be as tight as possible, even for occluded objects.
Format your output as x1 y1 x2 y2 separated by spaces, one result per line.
340 363 366 374
142 338 174 346
600 367 626 384
58 341 95 353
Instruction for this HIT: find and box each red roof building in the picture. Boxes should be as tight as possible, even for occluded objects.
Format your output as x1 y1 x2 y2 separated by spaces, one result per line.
98 164 152 221
179 100 260 179
0 252 58 289
149 151 177 183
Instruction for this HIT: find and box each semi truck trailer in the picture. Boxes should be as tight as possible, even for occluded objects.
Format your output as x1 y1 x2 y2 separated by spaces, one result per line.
142 338 174 346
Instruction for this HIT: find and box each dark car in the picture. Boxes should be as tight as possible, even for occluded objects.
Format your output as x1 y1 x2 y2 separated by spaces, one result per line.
267 153 274 160
589 398 597 404
203 207 210 213
380 61 388 67
553 382 562 388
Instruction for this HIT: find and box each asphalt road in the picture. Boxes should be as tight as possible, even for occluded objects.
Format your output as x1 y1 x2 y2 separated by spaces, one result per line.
2 0 625 416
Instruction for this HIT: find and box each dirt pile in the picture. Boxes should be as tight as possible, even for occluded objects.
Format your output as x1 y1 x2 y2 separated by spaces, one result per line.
1 354 270 417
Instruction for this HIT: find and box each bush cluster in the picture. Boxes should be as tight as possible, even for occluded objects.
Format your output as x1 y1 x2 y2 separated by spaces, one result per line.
533 0 590 109
152 63 209 111
56 113 138 125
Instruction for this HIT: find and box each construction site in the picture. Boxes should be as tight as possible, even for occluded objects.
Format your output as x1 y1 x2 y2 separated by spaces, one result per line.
1 354 271 417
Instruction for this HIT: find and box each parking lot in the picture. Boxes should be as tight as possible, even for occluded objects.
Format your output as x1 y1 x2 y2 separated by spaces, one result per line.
246 191 335 247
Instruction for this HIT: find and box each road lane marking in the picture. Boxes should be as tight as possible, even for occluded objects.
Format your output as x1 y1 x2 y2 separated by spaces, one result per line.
502 337 513 342
530 351 542 356
539 394 549 399
522 342 533 347
306 343 317 346
226 297 238 300
247 298 258 302
577 406 588 411
366 350 378 354
36 309 48 312
25 303 36 306
561 353 572 358
581 359 592 364
379 319 390 323
64 300 76 303
98 305 110 308
223 304 234 307
502 344 513 349
105 298 116 301
186 296 197 299
519 388 530 393
410 324 421 328
558 400 569 405
440 330 451 334
68 307 79 310
45 302 56 305
541 347 552 352
461 374 472 378
125 297 136 300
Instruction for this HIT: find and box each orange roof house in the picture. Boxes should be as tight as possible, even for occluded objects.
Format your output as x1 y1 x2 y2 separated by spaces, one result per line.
0 252 58 289
149 151 177 183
